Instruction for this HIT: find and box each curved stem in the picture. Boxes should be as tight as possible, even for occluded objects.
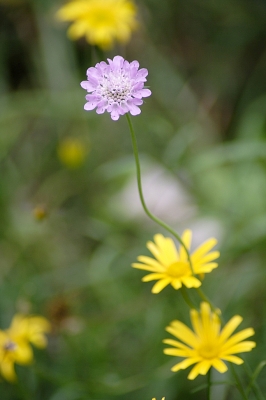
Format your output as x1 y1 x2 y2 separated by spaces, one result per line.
180 287 196 309
231 365 249 400
126 114 195 275
244 361 265 400
196 287 216 312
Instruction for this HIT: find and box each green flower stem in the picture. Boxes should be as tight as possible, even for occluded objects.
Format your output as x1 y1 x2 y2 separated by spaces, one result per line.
244 361 265 400
196 287 216 312
126 114 217 311
231 365 249 400
207 368 211 400
126 114 195 276
180 287 196 309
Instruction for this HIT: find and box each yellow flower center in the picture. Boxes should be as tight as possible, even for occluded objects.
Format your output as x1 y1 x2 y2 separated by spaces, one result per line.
198 344 218 359
166 261 191 278
89 7 116 26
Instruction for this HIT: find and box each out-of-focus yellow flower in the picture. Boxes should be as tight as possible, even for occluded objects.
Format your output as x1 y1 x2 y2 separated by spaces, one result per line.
164 302 256 380
33 205 48 221
56 0 138 49
57 137 89 169
0 315 51 382
8 315 51 349
132 230 220 294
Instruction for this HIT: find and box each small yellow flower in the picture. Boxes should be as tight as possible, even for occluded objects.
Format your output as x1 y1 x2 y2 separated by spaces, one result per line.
57 137 88 169
163 302 256 380
132 230 219 293
56 0 138 49
33 205 48 221
0 315 51 382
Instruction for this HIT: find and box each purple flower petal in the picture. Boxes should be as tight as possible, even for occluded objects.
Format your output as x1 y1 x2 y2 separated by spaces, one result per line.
127 99 141 115
84 101 98 111
130 98 143 106
85 94 101 102
80 81 97 91
129 60 140 78
95 61 108 74
133 88 152 98
110 103 121 120
96 99 108 114
120 101 130 113
135 68 148 82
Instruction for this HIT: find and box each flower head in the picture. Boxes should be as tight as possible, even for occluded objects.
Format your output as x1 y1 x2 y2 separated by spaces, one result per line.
81 55 151 120
0 314 51 382
56 0 138 49
163 302 256 380
132 230 219 293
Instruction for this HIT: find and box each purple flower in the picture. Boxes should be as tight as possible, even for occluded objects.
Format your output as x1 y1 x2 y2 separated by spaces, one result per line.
81 56 151 121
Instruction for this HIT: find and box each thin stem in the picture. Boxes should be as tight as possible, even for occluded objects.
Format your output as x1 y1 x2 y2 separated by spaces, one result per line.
180 287 196 309
244 361 265 400
207 368 211 400
231 365 249 400
126 114 195 276
196 287 216 312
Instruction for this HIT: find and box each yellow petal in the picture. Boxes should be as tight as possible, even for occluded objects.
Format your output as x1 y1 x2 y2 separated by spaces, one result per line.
212 358 228 373
137 256 165 271
1 359 17 382
219 316 243 344
188 360 211 379
170 279 182 290
146 240 166 266
166 321 198 348
181 276 201 288
195 262 218 273
132 263 159 272
163 339 191 350
142 273 165 282
171 357 199 372
146 234 180 268
222 341 256 355
191 238 218 262
164 348 191 357
14 342 33 364
221 355 244 365
192 251 220 265
151 278 172 293
68 21 90 40
221 328 255 351
200 302 212 335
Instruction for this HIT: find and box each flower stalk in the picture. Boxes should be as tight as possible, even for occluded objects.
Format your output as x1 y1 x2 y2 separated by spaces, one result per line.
126 114 195 275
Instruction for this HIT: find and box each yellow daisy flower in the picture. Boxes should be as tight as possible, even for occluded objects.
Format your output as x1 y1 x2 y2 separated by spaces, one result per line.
163 302 256 380
56 0 138 49
132 230 219 293
0 315 51 382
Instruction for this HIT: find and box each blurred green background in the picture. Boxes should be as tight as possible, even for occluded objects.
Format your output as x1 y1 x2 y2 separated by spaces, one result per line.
1 0 266 399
